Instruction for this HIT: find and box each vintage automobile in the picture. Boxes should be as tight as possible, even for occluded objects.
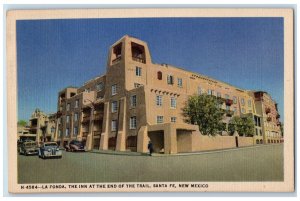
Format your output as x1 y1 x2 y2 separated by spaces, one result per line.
19 141 38 155
65 140 85 152
38 142 62 159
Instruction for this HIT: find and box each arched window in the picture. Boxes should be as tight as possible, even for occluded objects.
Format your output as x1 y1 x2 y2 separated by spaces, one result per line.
256 139 259 144
157 71 162 80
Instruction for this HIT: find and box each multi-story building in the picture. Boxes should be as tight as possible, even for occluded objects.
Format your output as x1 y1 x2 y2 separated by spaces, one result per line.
27 109 56 143
54 35 282 154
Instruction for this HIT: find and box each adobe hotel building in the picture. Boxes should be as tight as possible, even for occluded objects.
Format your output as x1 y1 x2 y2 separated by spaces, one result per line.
54 35 283 154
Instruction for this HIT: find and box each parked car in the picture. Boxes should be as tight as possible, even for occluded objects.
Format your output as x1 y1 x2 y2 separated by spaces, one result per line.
19 141 39 156
39 142 62 159
65 140 85 152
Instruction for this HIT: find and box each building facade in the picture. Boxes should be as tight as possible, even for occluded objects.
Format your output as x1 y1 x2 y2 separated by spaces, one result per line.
26 109 56 144
54 35 283 154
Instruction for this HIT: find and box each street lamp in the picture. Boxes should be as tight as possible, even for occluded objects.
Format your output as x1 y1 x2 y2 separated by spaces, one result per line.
84 99 95 151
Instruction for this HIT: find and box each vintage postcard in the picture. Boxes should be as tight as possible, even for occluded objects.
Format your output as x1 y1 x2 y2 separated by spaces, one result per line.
6 8 294 193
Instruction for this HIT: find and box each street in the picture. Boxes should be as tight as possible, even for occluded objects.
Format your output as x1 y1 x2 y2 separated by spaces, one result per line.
18 144 283 184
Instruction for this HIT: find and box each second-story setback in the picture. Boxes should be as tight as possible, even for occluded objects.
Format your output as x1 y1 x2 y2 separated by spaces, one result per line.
54 35 283 154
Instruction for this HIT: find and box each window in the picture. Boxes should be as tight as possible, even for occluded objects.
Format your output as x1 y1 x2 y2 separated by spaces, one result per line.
167 75 174 85
85 88 90 93
58 118 61 124
233 107 237 114
58 130 62 137
51 127 55 133
130 95 137 107
177 78 183 87
226 105 230 111
171 117 176 123
207 89 212 95
74 113 78 121
134 83 142 88
157 116 164 124
198 87 202 95
255 128 258 136
225 94 229 99
73 127 78 136
66 103 70 111
66 115 70 123
241 108 245 113
75 99 79 108
170 97 177 108
96 82 104 91
241 98 245 106
233 96 237 104
248 100 252 107
65 128 69 137
217 92 221 98
156 95 163 106
157 71 162 80
111 120 117 131
130 116 137 129
111 84 117 95
111 101 118 113
136 66 142 76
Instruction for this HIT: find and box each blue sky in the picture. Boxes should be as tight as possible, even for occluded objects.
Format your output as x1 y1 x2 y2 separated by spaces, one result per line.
17 17 283 121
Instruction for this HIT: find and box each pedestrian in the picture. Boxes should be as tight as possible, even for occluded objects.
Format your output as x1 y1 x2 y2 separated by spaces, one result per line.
148 141 154 156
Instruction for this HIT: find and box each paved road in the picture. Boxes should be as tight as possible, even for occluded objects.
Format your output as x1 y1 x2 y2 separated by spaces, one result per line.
18 144 283 183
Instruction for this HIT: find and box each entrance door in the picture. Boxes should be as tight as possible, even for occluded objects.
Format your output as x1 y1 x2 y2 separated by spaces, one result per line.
148 131 164 153
235 136 239 147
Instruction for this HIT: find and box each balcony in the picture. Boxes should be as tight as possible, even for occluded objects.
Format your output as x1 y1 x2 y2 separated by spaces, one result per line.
132 56 146 64
93 131 101 136
96 91 104 99
112 56 121 64
82 116 90 123
265 108 271 114
29 126 37 130
94 112 104 121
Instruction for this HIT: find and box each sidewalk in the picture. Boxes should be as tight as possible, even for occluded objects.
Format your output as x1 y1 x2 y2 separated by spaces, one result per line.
88 144 282 157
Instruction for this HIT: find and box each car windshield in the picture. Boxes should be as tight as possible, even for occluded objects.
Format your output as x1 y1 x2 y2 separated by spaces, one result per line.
45 143 58 147
24 142 37 147
72 141 83 145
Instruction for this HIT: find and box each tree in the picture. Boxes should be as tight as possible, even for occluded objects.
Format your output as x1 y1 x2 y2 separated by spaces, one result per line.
182 94 225 136
17 120 27 127
229 116 255 137
280 123 284 137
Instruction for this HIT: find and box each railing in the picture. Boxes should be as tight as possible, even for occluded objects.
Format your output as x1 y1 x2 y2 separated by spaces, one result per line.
82 116 90 122
82 132 88 137
132 56 146 64
93 131 101 136
112 56 122 64
29 126 37 130
94 112 103 120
